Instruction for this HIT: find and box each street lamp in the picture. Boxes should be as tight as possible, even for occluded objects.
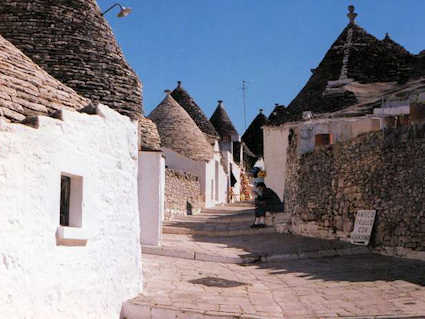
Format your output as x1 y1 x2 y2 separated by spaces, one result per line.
101 3 132 18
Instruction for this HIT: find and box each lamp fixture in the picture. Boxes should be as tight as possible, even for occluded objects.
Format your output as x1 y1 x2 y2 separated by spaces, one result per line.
101 3 132 18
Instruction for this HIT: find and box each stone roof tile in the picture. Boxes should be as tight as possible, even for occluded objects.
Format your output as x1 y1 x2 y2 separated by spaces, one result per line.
210 100 239 138
148 92 213 162
0 0 142 119
0 34 90 122
241 110 268 157
171 81 219 139
270 6 425 125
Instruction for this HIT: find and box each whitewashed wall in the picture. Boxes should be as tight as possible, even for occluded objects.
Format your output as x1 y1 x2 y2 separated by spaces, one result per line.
263 126 289 201
222 150 241 202
0 105 142 319
204 142 228 208
138 151 165 246
162 147 204 179
163 145 228 209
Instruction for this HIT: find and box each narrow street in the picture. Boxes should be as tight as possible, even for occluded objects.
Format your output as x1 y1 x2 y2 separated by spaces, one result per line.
123 205 425 319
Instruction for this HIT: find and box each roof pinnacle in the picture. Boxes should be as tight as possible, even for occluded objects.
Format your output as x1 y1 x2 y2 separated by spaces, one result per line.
347 5 357 25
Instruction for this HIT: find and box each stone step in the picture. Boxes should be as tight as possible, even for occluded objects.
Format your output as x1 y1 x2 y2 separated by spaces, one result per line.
142 243 371 265
162 224 277 237
166 213 254 224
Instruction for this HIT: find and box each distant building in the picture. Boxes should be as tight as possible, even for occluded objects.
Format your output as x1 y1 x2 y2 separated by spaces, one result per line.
241 109 268 166
210 100 242 201
149 90 228 210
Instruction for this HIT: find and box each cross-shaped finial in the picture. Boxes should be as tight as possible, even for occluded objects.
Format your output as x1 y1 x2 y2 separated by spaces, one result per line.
347 5 357 25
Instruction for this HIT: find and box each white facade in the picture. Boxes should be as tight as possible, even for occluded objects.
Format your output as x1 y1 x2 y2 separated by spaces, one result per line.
221 150 241 202
0 105 142 319
138 151 165 246
163 142 228 209
263 126 290 201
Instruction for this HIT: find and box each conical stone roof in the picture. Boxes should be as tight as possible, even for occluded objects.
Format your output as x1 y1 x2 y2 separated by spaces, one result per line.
0 34 90 122
210 100 238 138
271 6 425 125
268 104 290 126
171 81 219 140
0 0 142 119
241 110 268 158
148 92 213 162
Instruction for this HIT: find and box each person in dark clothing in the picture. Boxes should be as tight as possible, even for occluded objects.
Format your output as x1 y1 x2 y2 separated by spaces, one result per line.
251 182 283 228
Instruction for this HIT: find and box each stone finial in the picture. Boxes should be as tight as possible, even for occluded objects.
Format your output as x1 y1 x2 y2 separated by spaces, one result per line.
217 100 223 105
347 5 357 24
384 32 391 40
259 108 264 114
275 103 279 107
164 89 171 95
177 81 182 88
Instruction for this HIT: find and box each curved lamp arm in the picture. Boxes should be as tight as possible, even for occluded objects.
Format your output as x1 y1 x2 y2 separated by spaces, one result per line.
101 3 132 17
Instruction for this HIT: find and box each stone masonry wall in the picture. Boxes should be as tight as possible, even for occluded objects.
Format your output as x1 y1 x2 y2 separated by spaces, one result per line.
165 168 202 220
285 123 425 251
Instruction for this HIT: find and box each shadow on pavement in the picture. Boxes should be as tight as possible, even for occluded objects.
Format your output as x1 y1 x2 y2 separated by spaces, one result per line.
253 253 425 287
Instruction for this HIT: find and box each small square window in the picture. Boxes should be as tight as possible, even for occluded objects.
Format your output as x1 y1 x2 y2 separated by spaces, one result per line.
315 134 332 148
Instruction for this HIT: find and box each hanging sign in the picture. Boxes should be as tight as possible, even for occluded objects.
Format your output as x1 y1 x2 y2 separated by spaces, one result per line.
350 210 376 246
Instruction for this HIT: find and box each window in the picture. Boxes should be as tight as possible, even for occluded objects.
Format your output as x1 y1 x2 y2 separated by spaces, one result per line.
59 174 83 227
57 173 86 246
315 133 332 148
60 176 71 226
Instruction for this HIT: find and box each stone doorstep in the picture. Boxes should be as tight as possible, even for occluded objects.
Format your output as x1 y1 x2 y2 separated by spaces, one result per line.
142 244 371 265
121 300 272 319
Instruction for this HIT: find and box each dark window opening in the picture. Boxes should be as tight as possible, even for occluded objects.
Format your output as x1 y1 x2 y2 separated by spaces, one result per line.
315 133 332 148
60 176 71 226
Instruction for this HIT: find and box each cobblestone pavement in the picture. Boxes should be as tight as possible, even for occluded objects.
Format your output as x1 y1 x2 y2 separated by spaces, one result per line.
156 232 356 261
125 253 425 318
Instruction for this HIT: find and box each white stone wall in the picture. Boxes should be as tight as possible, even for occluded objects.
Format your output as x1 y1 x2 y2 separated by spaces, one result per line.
0 105 142 319
138 151 165 246
263 126 289 201
163 146 228 209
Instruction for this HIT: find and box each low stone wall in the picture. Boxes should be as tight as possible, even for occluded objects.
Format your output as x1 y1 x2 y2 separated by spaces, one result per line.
285 123 425 252
165 168 202 220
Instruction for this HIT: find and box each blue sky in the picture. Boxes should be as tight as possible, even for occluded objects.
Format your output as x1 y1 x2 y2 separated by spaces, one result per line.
99 1 425 134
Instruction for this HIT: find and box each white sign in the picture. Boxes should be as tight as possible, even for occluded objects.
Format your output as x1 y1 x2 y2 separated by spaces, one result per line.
351 210 376 246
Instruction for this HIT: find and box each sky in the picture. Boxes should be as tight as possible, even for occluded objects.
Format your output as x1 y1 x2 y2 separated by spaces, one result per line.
98 1 425 135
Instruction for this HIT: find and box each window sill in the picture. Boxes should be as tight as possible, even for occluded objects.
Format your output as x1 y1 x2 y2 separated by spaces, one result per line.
56 226 88 246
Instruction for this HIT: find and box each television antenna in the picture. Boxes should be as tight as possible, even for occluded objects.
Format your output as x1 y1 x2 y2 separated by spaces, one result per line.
241 80 251 130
